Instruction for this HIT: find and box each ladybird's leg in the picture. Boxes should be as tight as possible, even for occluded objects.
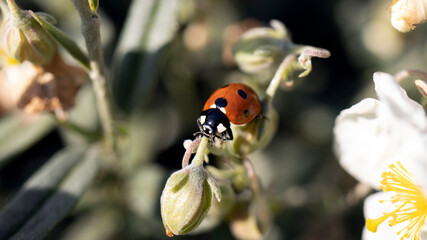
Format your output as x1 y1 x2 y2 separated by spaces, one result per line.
221 131 228 141
227 128 233 140
210 135 215 143
197 118 203 131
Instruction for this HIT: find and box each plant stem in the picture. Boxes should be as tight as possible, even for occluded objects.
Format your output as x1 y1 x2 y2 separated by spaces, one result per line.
191 137 209 166
265 55 295 105
70 0 116 152
54 117 102 141
182 137 202 168
6 0 21 19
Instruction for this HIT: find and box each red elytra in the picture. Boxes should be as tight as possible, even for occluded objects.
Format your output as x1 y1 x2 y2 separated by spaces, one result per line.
202 83 261 125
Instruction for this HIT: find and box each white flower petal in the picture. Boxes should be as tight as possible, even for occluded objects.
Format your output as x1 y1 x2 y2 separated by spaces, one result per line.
334 72 427 189
363 192 402 240
373 72 427 130
334 98 390 189
363 191 427 240
398 157 427 192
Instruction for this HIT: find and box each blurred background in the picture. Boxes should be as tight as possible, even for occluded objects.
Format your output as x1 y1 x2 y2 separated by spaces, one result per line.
1 0 427 239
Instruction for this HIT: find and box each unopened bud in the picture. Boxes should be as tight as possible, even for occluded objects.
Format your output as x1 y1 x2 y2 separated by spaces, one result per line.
88 0 99 12
232 20 290 73
160 164 221 237
1 0 56 65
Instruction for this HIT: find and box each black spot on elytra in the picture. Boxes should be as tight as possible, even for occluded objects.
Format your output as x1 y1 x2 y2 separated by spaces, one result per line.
244 109 249 117
215 98 228 108
237 89 247 99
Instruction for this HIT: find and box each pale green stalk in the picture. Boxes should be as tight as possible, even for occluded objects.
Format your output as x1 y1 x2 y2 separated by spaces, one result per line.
70 0 116 152
264 55 295 105
191 137 209 166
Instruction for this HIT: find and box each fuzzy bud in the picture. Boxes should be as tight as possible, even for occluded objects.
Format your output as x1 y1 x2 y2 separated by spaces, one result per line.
1 0 56 65
160 164 221 237
232 20 290 73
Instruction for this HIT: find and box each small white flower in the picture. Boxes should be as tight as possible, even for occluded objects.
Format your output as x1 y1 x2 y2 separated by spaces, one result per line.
334 71 427 239
333 72 427 189
363 160 427 240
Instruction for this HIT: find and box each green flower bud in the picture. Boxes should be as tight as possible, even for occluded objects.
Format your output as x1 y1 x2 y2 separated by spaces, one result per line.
160 164 221 237
232 20 290 74
226 105 279 156
1 0 56 65
88 0 99 12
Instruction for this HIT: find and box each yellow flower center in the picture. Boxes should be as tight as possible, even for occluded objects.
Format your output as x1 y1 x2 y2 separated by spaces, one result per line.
366 161 427 240
0 47 19 65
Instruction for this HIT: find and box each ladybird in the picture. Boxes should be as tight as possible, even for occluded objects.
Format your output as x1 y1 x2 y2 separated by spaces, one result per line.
197 83 261 141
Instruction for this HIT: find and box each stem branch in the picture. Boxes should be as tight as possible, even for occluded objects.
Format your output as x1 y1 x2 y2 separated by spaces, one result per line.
191 137 209 166
182 137 202 168
70 0 116 152
265 55 296 104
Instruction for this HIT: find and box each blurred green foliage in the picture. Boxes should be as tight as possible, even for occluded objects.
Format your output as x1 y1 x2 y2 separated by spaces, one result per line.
1 0 427 239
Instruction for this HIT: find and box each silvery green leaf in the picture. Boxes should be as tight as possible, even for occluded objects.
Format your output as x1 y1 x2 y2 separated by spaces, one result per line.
0 145 101 239
29 11 90 69
0 113 54 168
111 0 179 113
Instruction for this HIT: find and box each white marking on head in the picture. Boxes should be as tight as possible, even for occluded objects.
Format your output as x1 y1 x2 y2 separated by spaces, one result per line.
210 104 216 109
217 123 227 133
219 107 226 114
199 115 206 124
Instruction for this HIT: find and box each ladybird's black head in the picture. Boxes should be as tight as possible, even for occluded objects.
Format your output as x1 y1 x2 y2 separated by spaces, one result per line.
197 108 233 141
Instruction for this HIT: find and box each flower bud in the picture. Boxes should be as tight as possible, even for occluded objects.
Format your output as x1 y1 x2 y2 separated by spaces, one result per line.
226 105 279 156
1 0 56 65
232 20 290 73
88 0 99 12
389 0 427 32
160 164 221 237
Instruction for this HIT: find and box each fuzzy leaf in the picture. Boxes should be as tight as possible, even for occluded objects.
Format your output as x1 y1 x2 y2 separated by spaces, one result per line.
0 145 101 239
111 0 179 113
0 114 54 168
29 11 90 69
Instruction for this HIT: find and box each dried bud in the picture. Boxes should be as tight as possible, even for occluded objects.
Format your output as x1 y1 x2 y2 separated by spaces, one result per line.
226 105 279 156
389 0 427 32
0 52 87 117
1 0 56 65
160 164 221 237
232 20 290 73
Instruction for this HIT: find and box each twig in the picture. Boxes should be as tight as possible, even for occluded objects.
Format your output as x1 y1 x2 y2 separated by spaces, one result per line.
242 157 260 195
70 0 116 152
182 137 202 168
190 137 209 166
265 55 296 104
395 69 427 83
